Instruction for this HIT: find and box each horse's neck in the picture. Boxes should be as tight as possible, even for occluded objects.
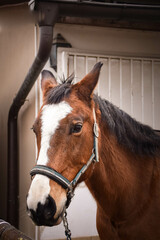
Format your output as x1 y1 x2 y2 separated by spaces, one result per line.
86 130 130 214
85 122 155 219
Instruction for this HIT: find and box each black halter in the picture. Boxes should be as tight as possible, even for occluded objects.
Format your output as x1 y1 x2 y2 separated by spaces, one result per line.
30 108 99 207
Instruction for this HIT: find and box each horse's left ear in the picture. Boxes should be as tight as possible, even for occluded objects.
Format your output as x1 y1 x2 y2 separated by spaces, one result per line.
72 62 103 101
41 70 57 99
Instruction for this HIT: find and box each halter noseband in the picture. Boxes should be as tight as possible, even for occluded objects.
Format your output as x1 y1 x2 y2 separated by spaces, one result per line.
30 108 99 207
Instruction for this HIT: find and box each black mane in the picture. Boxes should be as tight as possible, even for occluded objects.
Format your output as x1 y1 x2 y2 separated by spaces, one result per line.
94 95 160 157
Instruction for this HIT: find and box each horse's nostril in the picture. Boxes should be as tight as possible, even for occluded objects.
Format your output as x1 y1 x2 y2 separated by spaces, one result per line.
27 195 57 226
30 195 57 225
43 195 57 220
44 209 53 220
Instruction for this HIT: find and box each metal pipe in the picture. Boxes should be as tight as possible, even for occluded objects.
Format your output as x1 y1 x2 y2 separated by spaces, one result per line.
7 2 58 228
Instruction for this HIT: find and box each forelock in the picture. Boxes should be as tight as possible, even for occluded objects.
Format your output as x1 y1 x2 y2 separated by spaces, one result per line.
46 75 74 104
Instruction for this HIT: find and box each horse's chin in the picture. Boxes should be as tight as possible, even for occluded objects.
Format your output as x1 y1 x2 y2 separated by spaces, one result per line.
32 215 63 227
53 215 63 225
45 217 63 226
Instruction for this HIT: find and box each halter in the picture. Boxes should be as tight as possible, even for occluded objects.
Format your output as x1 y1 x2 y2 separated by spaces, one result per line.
30 108 99 207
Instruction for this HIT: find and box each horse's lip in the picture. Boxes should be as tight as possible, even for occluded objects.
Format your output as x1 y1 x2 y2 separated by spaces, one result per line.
28 207 65 227
32 214 62 227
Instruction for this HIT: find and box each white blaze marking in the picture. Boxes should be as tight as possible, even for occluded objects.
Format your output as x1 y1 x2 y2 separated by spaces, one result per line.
27 101 72 211
27 175 50 211
38 102 72 165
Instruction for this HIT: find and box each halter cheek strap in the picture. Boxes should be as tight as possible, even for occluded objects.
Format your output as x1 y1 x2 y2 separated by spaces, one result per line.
30 108 99 207
93 108 99 163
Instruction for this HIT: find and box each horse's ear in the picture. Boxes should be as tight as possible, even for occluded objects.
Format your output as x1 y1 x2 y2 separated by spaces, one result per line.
72 62 103 101
41 70 57 98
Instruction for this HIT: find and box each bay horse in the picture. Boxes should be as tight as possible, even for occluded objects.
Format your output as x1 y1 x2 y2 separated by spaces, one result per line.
27 62 160 240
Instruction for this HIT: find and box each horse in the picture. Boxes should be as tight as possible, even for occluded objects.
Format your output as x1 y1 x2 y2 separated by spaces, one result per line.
27 62 160 240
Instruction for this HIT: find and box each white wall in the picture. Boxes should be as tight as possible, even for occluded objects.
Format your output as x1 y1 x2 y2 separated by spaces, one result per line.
54 23 160 58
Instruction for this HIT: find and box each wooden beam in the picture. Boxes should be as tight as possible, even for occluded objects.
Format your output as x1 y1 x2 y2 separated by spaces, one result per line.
58 16 160 31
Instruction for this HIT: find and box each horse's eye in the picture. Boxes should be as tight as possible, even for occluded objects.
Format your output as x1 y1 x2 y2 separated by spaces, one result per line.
72 123 83 134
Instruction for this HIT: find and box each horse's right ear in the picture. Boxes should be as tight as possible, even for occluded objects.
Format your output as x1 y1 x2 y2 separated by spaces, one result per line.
41 70 57 99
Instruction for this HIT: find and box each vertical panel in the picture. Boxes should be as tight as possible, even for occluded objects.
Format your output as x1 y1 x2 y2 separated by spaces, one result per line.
132 60 142 122
61 51 68 79
154 61 160 129
75 56 86 82
110 58 120 107
121 59 132 115
143 60 153 126
87 57 98 94
68 55 74 77
87 57 97 72
99 58 109 99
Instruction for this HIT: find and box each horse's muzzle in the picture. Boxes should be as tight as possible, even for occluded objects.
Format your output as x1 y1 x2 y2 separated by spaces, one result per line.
27 195 58 226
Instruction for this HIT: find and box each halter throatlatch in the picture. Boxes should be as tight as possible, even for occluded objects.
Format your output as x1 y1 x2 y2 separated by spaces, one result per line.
30 108 99 239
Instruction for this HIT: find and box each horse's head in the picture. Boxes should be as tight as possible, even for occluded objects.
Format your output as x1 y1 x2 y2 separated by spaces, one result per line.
26 62 103 226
